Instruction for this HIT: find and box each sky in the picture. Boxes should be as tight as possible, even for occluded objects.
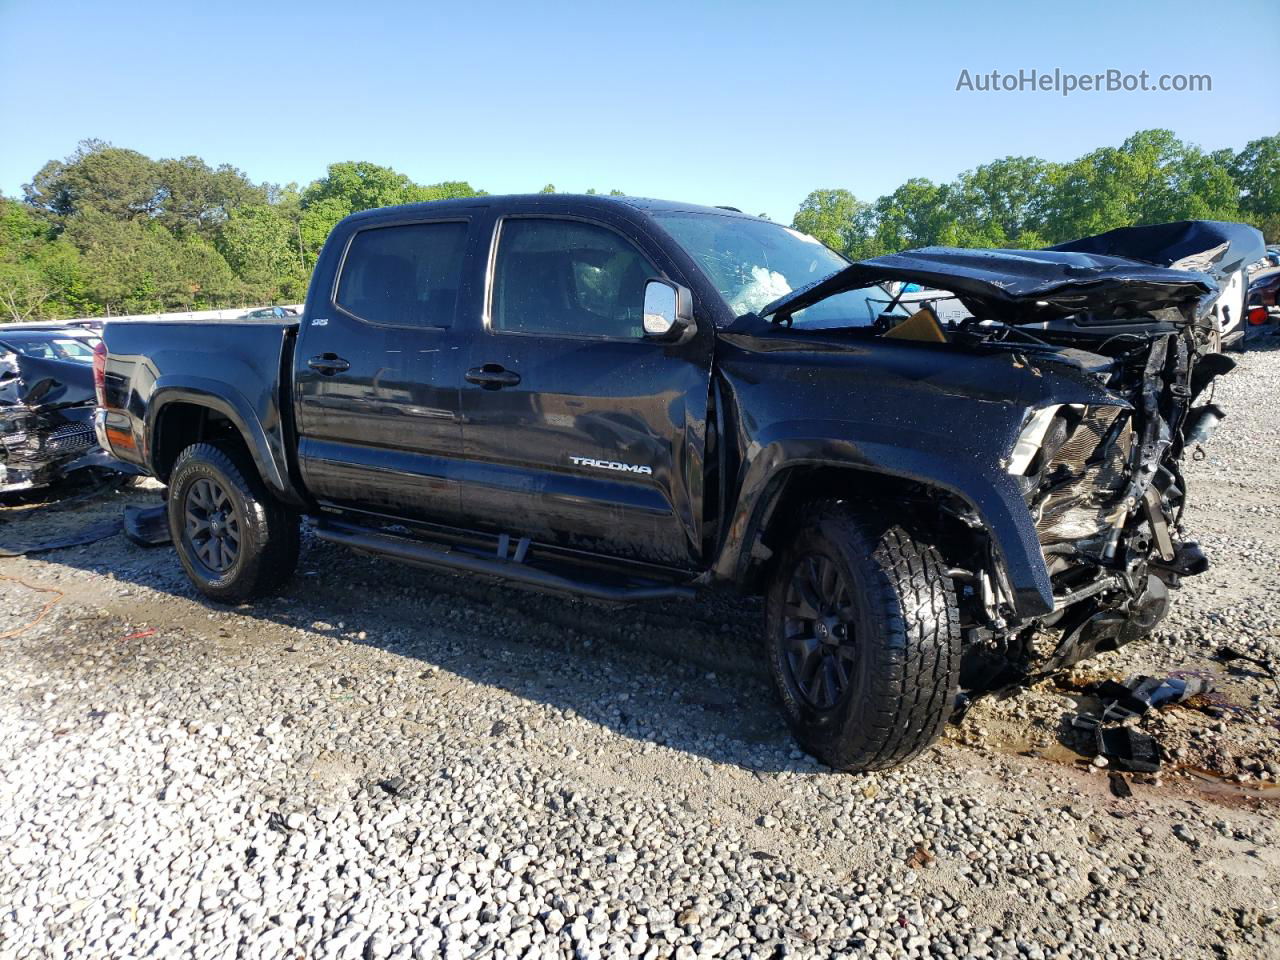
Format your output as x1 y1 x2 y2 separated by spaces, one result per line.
2 0 1277 222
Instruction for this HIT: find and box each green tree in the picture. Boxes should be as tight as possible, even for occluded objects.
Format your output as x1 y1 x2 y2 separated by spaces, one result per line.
0 197 88 320
24 139 161 226
301 161 422 213
1231 134 1280 241
62 211 235 314
0 261 51 322
1121 129 1237 224
298 162 483 262
862 179 956 257
1044 130 1239 242
948 156 1059 247
413 180 484 202
217 200 308 302
155 156 264 236
791 188 867 256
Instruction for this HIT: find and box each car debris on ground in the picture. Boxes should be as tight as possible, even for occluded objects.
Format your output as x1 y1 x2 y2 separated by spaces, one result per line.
121 503 171 547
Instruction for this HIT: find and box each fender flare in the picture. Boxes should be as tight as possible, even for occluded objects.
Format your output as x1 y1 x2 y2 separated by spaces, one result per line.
146 378 299 504
713 440 1055 618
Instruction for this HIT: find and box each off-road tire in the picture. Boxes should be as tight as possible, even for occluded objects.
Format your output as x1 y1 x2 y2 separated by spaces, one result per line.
167 442 299 603
765 501 961 772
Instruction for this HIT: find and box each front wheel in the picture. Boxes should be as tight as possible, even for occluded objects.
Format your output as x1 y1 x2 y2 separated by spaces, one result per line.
765 502 961 772
167 442 299 603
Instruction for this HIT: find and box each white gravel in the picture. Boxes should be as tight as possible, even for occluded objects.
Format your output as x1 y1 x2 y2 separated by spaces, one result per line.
1 342 1279 959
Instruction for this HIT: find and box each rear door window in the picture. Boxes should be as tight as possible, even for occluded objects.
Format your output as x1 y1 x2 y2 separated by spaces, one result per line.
336 221 468 328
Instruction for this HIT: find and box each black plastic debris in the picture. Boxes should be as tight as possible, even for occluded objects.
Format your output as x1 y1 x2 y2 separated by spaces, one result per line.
1093 674 1214 723
1096 727 1161 773
378 777 407 796
123 504 172 547
1074 673 1214 771
1108 771 1133 799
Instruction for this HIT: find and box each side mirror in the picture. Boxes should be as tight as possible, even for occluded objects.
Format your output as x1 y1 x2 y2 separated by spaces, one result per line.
643 279 694 341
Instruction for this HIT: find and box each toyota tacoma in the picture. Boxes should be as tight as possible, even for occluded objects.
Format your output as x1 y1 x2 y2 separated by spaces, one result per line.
93 196 1262 771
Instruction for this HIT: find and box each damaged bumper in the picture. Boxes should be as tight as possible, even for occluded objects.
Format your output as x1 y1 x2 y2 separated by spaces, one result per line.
1 405 99 492
1 354 138 494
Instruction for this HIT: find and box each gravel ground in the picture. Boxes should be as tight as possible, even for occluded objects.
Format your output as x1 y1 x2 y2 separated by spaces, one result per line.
1 344 1278 960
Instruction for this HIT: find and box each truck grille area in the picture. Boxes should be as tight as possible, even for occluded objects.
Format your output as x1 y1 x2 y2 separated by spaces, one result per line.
42 421 96 456
1 409 95 466
1034 405 1131 544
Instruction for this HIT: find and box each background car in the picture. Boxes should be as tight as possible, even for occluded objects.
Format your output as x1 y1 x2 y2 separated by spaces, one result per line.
238 306 299 320
1246 266 1280 339
0 327 101 363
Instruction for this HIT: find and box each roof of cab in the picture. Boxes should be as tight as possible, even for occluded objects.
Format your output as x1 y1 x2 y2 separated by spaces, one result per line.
339 194 763 227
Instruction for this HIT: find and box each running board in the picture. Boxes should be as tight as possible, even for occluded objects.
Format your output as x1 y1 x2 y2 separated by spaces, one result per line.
314 522 697 603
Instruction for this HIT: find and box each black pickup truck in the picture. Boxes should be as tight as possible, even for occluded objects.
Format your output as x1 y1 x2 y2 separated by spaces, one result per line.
94 196 1262 770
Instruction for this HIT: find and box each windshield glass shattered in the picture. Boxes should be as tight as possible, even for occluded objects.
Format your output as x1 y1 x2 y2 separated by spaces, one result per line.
653 212 898 327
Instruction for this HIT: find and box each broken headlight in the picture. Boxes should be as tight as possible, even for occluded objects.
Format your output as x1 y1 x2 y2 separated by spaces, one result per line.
1006 404 1082 492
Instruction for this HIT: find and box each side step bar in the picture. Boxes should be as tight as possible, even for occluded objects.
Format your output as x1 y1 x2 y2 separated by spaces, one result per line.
314 523 697 603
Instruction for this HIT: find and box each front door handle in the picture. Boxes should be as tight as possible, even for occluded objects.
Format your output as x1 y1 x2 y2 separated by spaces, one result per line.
308 354 350 375
466 364 521 389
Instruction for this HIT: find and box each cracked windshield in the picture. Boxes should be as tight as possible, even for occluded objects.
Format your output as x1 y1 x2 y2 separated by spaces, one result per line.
655 212 896 327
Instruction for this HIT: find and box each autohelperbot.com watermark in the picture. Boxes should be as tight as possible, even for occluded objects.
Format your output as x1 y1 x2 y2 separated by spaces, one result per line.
955 68 1212 96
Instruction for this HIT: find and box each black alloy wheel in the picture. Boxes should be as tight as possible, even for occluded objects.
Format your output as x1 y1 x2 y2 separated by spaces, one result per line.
183 476 242 574
781 553 858 710
167 441 299 602
765 501 963 772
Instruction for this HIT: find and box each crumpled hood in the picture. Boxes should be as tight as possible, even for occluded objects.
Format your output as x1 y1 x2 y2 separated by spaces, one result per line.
0 354 96 410
761 220 1265 326
1049 220 1264 281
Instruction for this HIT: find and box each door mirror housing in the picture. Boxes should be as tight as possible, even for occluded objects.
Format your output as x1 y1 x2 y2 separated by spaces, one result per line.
643 279 694 341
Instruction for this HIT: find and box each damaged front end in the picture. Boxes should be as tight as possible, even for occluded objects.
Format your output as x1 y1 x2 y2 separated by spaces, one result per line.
0 354 127 495
760 220 1264 686
998 329 1219 679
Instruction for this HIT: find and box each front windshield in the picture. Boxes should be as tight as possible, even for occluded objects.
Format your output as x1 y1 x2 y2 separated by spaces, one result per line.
653 212 896 327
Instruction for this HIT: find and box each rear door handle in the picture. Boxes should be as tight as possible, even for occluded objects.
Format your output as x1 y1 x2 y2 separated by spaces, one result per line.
308 354 350 375
466 364 521 388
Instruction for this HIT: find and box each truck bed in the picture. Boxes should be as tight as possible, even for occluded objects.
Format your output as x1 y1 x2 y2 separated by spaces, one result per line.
98 319 300 499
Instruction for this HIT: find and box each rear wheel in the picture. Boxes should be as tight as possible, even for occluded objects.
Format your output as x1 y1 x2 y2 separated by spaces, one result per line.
765 502 961 772
167 442 299 603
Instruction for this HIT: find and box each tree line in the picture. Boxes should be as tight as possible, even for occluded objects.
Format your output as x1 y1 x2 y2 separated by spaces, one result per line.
794 129 1278 260
1 130 1276 322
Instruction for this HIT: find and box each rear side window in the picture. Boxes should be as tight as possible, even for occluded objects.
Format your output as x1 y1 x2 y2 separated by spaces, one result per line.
491 219 657 338
336 221 468 328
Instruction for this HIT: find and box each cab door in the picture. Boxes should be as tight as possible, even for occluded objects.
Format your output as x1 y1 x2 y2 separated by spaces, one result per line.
293 216 477 523
456 212 712 568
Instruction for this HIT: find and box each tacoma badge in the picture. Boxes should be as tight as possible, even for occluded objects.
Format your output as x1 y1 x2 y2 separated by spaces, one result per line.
569 456 653 476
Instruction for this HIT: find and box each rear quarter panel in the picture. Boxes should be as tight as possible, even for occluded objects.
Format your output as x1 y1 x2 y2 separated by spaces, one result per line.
99 319 301 500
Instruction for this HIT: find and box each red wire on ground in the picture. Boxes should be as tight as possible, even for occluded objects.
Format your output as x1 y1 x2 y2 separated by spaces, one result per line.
0 574 65 639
